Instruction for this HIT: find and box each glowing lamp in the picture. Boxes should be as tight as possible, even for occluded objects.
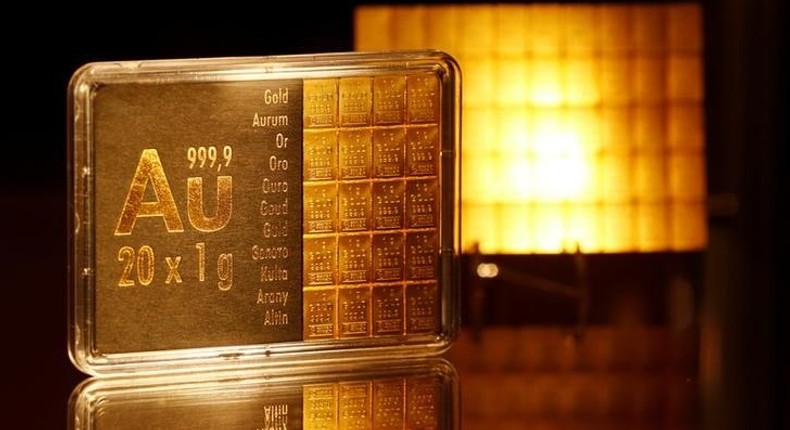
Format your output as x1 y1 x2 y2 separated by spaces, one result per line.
356 4 706 254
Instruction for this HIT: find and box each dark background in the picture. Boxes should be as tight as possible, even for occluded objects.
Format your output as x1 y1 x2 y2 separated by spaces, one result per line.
1 1 785 428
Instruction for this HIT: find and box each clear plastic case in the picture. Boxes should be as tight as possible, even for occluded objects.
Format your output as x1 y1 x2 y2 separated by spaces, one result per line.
68 51 461 375
69 358 459 430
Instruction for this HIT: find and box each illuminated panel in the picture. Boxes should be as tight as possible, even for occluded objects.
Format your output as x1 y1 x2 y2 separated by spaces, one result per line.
356 4 706 253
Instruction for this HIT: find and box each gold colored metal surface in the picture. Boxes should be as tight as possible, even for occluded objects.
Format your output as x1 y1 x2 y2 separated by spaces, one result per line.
339 77 373 127
372 233 404 281
373 76 407 125
407 75 441 124
339 129 373 179
304 288 337 340
373 181 405 230
302 74 442 340
304 130 338 181
406 283 440 334
372 284 404 336
305 79 338 128
373 128 405 178
305 183 338 233
406 179 438 228
93 81 304 353
405 232 438 280
339 183 372 231
90 73 442 351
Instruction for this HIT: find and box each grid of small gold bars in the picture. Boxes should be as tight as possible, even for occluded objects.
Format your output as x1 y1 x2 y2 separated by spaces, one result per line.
303 74 442 340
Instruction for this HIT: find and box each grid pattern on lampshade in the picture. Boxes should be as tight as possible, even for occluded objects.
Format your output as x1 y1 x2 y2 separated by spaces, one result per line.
355 4 706 253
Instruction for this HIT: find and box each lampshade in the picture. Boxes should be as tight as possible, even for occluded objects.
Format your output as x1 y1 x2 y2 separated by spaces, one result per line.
355 4 706 254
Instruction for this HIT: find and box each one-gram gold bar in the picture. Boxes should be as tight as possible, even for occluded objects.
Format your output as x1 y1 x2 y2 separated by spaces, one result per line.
68 51 460 375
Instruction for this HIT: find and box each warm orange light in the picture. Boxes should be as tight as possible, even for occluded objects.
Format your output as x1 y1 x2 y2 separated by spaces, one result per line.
356 4 707 253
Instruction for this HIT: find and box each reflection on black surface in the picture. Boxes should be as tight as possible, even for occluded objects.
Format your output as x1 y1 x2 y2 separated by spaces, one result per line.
68 358 457 430
447 327 698 430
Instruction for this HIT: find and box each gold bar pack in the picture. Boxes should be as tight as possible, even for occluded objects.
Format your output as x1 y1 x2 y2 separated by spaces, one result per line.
68 51 460 375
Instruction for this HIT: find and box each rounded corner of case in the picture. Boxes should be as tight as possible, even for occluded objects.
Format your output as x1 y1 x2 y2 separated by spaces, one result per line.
68 63 100 93
68 356 93 378
68 341 98 377
431 51 461 78
436 50 460 67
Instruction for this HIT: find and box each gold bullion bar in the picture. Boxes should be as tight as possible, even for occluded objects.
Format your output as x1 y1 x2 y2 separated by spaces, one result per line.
406 126 440 176
406 282 440 335
305 79 338 128
339 77 373 127
338 234 372 284
372 128 405 178
407 74 441 124
405 178 438 229
372 181 405 231
338 286 372 338
70 52 460 375
405 231 438 281
304 130 338 181
372 284 404 336
304 236 337 286
339 129 372 179
304 288 337 340
373 76 407 125
339 182 372 232
371 232 404 282
304 183 338 234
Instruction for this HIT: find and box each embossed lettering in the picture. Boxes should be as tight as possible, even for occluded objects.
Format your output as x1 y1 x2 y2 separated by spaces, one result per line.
187 176 232 232
115 149 184 235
